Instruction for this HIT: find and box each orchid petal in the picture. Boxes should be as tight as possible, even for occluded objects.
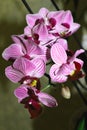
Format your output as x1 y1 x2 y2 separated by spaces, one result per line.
11 35 20 43
50 64 68 83
51 43 67 65
13 58 35 76
74 58 84 68
69 49 84 63
24 26 32 36
28 101 42 119
33 23 49 43
25 40 44 57
52 74 68 83
11 35 27 53
31 58 46 78
39 8 49 17
58 63 75 75
5 66 24 83
56 38 68 50
62 10 73 24
2 44 23 60
74 49 84 57
26 14 41 28
70 23 80 34
55 24 68 33
37 92 58 107
14 86 28 102
48 10 64 24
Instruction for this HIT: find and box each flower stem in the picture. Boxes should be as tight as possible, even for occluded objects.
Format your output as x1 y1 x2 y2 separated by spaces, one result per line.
21 0 33 14
44 73 55 86
77 80 87 90
50 0 60 10
41 85 51 91
72 81 87 106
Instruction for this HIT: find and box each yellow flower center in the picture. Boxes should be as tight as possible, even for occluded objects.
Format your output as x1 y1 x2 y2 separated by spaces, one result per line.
70 70 75 76
60 32 66 37
30 80 37 87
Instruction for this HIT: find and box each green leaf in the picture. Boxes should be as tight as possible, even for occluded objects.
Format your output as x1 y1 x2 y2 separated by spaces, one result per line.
77 117 86 130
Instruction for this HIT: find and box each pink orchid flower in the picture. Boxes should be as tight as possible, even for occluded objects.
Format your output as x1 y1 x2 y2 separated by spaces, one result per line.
50 43 84 83
24 15 55 45
48 10 80 37
2 35 48 62
24 7 58 46
24 8 80 46
14 84 58 118
5 57 46 84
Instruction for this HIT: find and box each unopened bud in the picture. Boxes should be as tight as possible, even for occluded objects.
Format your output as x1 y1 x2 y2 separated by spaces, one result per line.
61 86 71 99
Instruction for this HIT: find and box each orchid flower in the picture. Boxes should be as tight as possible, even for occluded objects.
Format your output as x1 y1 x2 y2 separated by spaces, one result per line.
50 43 84 83
49 10 80 37
2 35 48 62
24 8 55 46
5 57 46 84
14 84 58 118
24 8 80 46
24 7 60 45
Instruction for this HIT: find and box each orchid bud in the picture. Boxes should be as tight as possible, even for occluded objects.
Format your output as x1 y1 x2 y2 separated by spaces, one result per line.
61 86 71 99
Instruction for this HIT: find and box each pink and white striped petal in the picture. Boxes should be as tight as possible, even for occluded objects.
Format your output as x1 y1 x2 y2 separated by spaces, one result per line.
56 38 68 50
37 92 58 107
2 44 23 60
14 86 28 102
31 58 46 78
13 58 35 76
51 43 67 65
50 64 68 83
5 66 24 83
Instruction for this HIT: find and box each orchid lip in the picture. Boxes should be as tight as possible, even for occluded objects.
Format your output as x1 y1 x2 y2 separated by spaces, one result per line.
20 76 37 84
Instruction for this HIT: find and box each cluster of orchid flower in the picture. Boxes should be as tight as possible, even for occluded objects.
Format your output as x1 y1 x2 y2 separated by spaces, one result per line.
2 8 85 118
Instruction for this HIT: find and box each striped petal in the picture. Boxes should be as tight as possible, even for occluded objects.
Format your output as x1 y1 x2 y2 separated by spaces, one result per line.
51 43 67 66
56 38 68 50
50 64 68 83
14 85 28 102
5 66 24 83
31 58 46 78
2 44 23 60
37 91 58 107
13 57 35 76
